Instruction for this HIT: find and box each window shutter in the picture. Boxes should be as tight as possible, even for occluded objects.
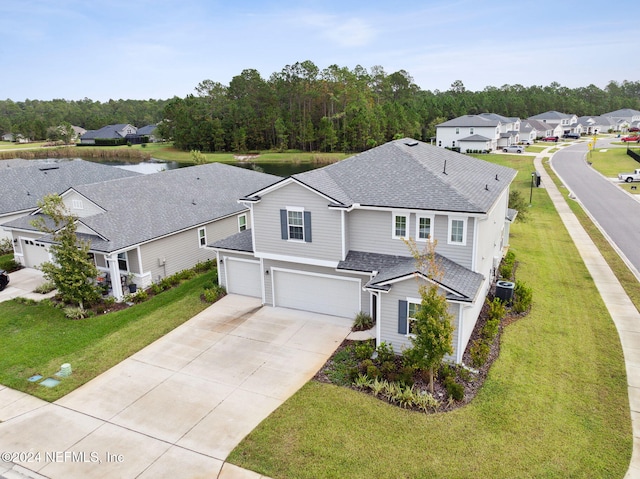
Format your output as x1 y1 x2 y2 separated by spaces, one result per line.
304 211 312 243
280 209 288 240
398 300 407 334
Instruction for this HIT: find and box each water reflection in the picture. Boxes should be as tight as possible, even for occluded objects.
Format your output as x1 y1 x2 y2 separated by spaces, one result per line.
85 157 323 177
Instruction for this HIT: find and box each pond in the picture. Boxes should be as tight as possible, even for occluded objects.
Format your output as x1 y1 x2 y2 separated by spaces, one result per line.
83 158 323 177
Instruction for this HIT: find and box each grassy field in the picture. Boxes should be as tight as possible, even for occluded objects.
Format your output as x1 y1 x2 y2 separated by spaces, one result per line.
0 270 216 402
227 154 632 478
0 141 49 150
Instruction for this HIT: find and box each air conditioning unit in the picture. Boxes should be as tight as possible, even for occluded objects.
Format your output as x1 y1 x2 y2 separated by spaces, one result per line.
495 280 515 304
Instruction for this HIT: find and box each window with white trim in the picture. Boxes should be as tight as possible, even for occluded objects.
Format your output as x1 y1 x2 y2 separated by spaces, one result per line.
416 215 433 241
407 301 421 336
287 210 304 240
117 252 128 271
393 213 407 238
455 128 459 134
238 214 247 232
469 127 474 134
448 217 467 245
198 227 207 247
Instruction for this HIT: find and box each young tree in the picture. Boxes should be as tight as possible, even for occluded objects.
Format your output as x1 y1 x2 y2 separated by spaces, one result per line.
31 194 100 310
403 238 454 393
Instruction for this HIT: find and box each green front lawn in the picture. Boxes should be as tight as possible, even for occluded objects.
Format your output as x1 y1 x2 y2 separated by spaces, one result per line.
0 270 216 401
228 156 632 478
588 147 640 178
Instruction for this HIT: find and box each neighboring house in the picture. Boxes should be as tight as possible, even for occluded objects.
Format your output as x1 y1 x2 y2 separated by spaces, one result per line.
522 119 562 139
1 133 28 143
136 124 158 142
436 113 520 152
3 163 278 300
210 138 518 364
1 133 13 142
602 108 640 128
528 111 580 135
80 124 137 145
72 125 87 140
577 116 616 135
0 159 140 241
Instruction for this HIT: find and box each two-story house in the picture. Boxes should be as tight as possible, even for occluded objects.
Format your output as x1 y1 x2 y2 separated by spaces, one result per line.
436 113 520 153
211 139 517 363
528 111 580 136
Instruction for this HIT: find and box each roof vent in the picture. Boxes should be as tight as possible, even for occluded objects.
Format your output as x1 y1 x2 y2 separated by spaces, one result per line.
192 199 196 205
485 184 489 191
495 174 499 181
443 159 448 175
39 165 59 171
404 140 418 147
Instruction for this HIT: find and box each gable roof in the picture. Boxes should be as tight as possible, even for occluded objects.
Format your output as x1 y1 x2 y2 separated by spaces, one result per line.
522 119 551 132
528 111 574 121
437 115 501 128
337 251 484 302
458 134 492 142
258 138 516 214
137 124 157 135
0 159 141 215
81 124 136 140
602 108 640 119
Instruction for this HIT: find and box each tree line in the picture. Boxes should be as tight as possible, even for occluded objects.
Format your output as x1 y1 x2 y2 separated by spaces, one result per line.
1 61 639 152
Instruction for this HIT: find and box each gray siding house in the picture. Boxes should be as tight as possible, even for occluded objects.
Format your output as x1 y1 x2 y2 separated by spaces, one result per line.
211 138 517 363
3 163 278 300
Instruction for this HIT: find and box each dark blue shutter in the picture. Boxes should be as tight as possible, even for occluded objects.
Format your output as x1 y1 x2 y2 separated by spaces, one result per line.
398 300 407 334
304 211 312 243
280 209 288 240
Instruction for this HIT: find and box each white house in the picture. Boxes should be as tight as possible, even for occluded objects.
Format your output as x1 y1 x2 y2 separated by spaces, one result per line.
436 113 520 153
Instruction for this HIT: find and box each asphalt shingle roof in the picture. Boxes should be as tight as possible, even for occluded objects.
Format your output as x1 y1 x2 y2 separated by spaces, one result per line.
0 159 141 215
209 228 254 252
337 251 484 301
437 115 501 127
287 138 516 214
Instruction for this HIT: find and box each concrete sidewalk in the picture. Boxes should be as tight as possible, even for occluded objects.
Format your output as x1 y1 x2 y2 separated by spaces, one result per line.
541 151 640 478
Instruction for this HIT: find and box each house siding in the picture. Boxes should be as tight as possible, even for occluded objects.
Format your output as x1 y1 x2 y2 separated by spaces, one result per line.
0 212 31 240
253 182 342 261
379 277 460 362
347 210 474 269
140 215 240 283
62 191 104 217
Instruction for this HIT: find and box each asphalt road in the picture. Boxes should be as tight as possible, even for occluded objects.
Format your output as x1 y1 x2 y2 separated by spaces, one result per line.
551 139 640 277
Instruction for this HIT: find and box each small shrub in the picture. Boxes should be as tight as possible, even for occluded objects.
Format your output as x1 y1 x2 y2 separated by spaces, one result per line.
103 296 116 307
398 365 415 387
366 364 381 379
444 377 464 401
513 280 533 313
487 297 506 322
64 306 88 320
439 363 455 381
415 391 440 412
203 284 226 303
0 257 20 272
353 373 372 389
369 377 387 397
354 341 375 360
499 250 516 279
375 342 395 363
395 384 417 409
508 190 528 222
482 318 500 341
380 360 398 382
132 290 148 303
150 283 164 295
469 339 490 368
0 238 13 255
352 311 373 331
34 281 56 294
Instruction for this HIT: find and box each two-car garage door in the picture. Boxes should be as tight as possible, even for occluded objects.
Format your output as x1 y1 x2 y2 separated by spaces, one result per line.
272 268 360 319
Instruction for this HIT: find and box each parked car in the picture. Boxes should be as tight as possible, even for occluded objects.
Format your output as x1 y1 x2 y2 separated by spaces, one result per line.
503 145 524 154
0 270 9 291
562 133 580 139
541 136 559 142
621 136 640 143
618 169 640 183
629 127 639 132
520 139 533 145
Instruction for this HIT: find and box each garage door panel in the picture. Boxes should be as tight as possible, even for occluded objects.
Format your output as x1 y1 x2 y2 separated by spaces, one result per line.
226 258 261 298
273 269 360 318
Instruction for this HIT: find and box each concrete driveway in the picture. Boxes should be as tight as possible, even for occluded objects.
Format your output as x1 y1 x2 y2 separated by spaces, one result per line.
0 268 53 303
0 294 352 478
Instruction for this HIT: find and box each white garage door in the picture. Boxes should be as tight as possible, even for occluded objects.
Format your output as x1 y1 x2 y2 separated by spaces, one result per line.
272 268 360 318
22 239 51 268
225 257 262 298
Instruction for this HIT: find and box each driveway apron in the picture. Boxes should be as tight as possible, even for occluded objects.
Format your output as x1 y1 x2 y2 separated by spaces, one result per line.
0 294 351 479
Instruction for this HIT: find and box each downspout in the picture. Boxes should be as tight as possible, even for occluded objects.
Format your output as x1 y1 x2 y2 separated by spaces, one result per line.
106 254 123 301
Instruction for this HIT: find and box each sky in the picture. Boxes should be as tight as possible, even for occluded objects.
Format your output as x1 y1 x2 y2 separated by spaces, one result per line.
0 0 636 102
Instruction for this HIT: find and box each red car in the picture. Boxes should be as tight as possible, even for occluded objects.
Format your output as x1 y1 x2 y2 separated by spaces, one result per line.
542 136 559 142
621 136 640 142
629 127 639 132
